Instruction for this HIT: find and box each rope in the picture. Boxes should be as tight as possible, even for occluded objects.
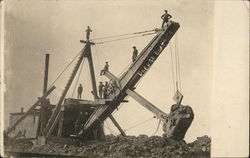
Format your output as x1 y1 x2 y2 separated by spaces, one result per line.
124 116 155 132
93 45 103 82
170 42 176 93
48 49 82 89
118 62 132 78
92 29 156 41
176 33 182 91
175 33 181 92
174 35 179 91
95 32 156 44
71 58 86 97
152 119 161 135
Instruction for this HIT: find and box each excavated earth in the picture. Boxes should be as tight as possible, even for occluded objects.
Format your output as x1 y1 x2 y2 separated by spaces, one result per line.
4 135 210 158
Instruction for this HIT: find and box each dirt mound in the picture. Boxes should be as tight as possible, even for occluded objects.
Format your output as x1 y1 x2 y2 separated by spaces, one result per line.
4 135 211 158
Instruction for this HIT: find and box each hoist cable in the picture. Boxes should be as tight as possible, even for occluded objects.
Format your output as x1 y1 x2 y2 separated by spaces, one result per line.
124 116 155 132
93 45 103 82
176 33 182 92
118 62 132 78
48 49 82 89
92 29 156 41
175 33 181 92
174 35 179 91
152 119 161 135
170 42 176 93
71 58 86 97
95 32 156 44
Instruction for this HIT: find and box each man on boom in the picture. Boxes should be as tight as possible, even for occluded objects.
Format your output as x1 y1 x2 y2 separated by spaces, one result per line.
161 10 172 28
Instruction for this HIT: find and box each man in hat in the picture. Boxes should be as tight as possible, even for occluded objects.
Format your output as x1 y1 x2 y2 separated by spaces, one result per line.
103 81 109 99
85 26 92 41
161 10 172 28
77 84 83 99
100 61 109 76
98 81 104 98
132 46 138 62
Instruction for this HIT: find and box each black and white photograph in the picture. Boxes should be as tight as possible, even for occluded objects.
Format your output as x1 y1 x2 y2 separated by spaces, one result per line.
0 0 249 157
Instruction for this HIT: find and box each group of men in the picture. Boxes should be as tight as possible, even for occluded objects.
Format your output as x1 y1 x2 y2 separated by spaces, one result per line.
98 81 108 99
77 80 117 100
98 79 118 99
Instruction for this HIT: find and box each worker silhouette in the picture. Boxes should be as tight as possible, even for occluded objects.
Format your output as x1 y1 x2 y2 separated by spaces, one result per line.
100 62 109 76
103 81 109 99
161 10 172 28
85 26 92 41
77 84 83 99
132 46 138 62
75 111 88 134
98 81 104 98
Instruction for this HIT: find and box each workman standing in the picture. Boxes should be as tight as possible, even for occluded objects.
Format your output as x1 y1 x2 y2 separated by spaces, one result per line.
100 62 109 76
132 46 138 62
77 84 83 99
103 81 109 99
75 112 84 134
161 10 172 28
86 26 92 41
98 82 104 98
75 111 88 134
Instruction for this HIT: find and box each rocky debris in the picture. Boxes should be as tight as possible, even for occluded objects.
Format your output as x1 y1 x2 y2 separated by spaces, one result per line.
4 135 210 157
163 104 194 141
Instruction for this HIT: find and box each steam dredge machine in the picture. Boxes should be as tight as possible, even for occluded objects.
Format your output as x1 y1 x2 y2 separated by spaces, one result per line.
5 20 194 147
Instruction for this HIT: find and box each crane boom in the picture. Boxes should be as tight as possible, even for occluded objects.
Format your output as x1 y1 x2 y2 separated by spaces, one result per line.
80 21 180 135
119 22 179 89
44 45 87 136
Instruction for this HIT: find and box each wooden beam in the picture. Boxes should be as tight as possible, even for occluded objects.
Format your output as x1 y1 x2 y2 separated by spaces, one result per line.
43 54 50 95
86 45 98 99
109 114 126 136
57 112 64 137
104 70 121 87
126 89 167 122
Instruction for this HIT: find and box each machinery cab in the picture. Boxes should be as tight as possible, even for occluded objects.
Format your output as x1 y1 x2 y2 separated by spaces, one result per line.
57 98 105 140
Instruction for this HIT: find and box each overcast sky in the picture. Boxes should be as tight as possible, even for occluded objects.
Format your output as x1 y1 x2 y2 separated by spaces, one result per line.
4 0 213 142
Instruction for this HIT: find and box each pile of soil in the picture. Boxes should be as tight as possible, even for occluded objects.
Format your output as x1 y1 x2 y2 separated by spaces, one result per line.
5 135 211 158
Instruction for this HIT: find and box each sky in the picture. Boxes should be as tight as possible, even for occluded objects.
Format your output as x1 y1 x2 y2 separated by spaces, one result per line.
4 0 213 143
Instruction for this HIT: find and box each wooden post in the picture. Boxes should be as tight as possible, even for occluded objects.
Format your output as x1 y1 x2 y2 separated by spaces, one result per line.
45 45 87 136
57 112 64 137
85 44 98 99
40 53 50 135
109 114 126 136
43 54 49 95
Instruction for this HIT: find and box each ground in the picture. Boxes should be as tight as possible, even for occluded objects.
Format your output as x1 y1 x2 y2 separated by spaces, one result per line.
4 135 211 158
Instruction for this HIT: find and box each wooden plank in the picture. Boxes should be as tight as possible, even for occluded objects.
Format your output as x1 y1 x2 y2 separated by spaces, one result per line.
57 111 64 137
126 89 167 122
